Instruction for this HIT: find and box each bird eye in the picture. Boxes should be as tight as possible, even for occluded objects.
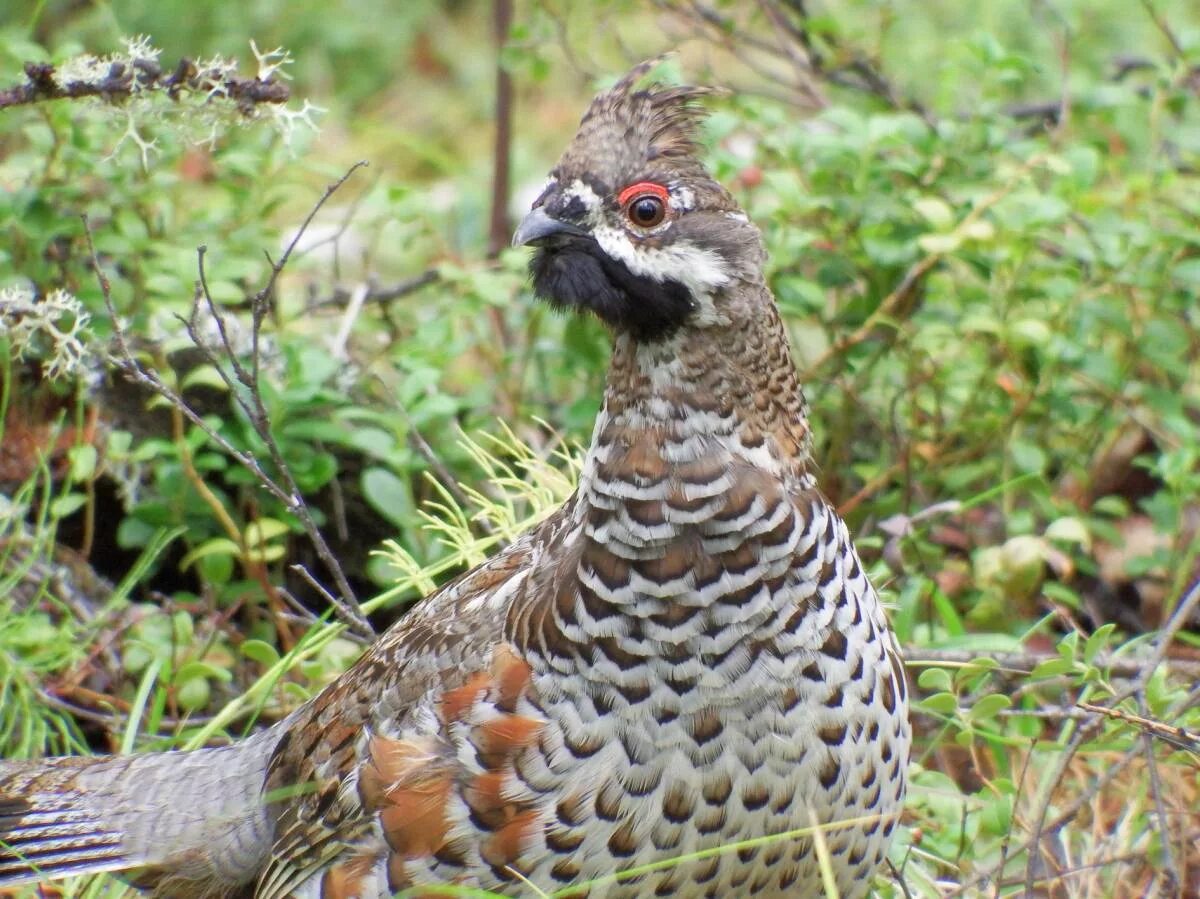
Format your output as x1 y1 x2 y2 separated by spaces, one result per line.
626 195 666 228
617 181 671 230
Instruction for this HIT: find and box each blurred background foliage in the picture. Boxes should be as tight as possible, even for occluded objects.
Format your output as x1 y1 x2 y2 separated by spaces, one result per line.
1 0 1200 895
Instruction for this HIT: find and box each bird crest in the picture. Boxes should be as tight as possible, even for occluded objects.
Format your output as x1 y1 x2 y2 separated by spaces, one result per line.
554 56 723 187
581 56 720 162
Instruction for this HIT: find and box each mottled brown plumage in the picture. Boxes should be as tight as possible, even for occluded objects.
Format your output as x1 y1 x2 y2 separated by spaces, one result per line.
0 59 910 898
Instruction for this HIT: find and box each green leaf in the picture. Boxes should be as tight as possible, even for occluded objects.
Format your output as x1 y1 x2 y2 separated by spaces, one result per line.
176 677 211 711
345 427 400 459
979 794 1013 835
1171 258 1200 287
172 611 194 646
917 667 953 692
174 660 232 684
918 692 958 715
1009 319 1052 346
913 196 954 229
960 219 995 242
1045 516 1090 548
205 280 245 304
1083 623 1117 666
917 232 962 254
930 589 966 637
362 466 413 528
49 493 87 518
197 552 234 585
1058 630 1080 662
241 639 281 667
1031 657 1074 679
244 543 286 564
1010 439 1047 474
967 693 1012 722
245 517 291 547
122 643 154 674
180 538 241 570
181 364 231 392
68 444 98 481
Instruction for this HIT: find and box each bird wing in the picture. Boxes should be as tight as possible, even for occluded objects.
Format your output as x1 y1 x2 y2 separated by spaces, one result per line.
254 504 572 899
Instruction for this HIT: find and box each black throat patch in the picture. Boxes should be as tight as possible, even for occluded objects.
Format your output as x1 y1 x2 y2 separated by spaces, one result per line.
529 237 695 342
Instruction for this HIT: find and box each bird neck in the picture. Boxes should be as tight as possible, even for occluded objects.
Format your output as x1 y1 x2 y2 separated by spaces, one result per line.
526 288 820 669
584 288 813 490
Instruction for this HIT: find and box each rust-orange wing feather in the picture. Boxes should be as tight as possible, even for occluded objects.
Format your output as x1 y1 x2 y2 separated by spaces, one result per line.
254 508 570 899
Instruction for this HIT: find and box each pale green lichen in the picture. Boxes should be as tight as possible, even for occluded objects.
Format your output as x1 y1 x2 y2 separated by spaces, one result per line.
0 286 93 380
48 36 320 166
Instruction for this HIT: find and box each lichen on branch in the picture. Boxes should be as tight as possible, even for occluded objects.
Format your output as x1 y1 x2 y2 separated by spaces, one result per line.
0 37 320 164
1 36 289 111
0 286 94 381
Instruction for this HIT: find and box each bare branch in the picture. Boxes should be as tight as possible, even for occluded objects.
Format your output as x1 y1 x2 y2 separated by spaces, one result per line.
82 162 377 639
1076 701 1200 754
908 647 1200 683
1140 0 1187 59
307 270 440 311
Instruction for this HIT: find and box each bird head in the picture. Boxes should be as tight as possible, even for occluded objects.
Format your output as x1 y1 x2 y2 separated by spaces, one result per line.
514 59 764 343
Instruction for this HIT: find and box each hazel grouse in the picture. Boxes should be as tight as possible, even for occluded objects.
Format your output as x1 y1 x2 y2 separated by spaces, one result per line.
0 60 911 898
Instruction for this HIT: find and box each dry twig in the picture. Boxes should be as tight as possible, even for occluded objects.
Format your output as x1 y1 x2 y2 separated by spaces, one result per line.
307 271 440 311
908 647 1200 683
82 161 376 639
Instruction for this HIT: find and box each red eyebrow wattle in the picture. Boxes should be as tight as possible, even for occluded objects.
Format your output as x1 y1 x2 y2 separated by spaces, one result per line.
617 181 670 207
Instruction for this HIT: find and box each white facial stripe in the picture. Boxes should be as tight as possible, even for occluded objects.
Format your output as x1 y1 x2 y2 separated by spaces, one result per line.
563 179 604 223
592 224 732 325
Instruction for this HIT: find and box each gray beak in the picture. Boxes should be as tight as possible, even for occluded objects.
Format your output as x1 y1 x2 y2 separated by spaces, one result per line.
511 206 587 248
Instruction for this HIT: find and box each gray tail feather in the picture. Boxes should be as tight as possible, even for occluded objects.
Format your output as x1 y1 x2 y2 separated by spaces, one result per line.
0 729 282 893
0 758 135 886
